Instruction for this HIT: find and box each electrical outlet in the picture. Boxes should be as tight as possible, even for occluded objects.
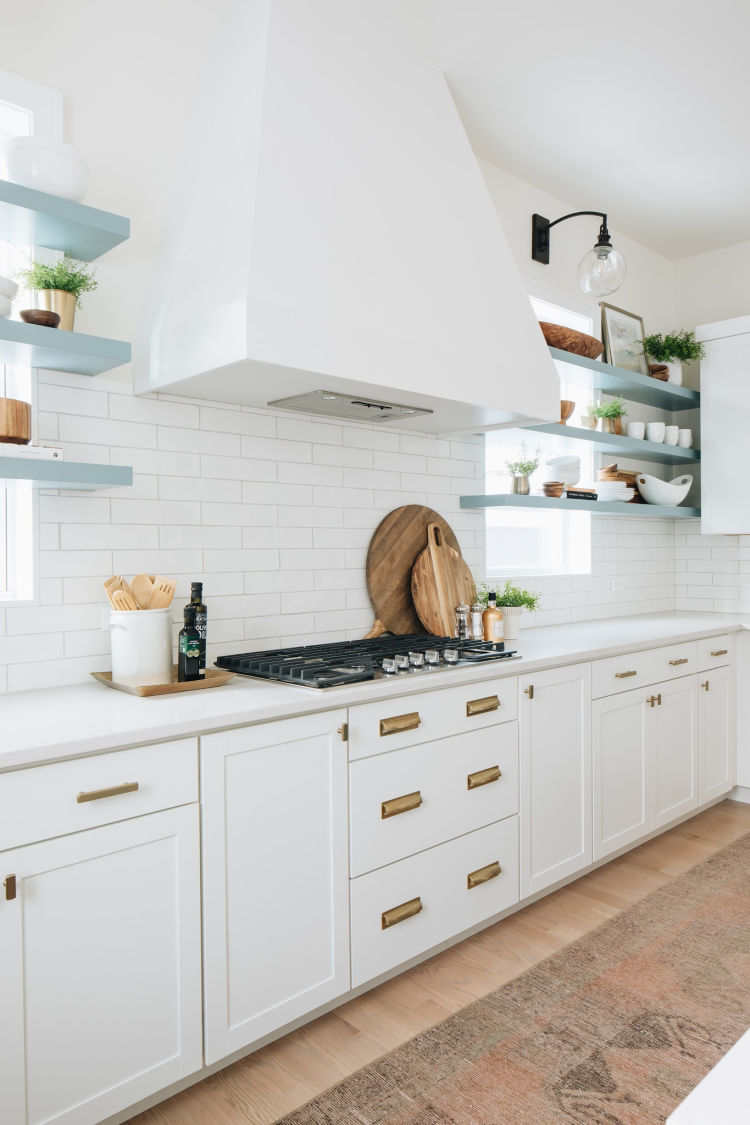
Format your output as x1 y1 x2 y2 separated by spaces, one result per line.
612 577 624 592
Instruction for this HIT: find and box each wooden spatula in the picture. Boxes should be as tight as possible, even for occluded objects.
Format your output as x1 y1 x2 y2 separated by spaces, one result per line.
103 575 126 608
148 576 176 609
111 587 138 612
131 573 154 610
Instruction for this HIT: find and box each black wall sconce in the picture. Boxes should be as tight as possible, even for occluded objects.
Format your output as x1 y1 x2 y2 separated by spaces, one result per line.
531 211 626 297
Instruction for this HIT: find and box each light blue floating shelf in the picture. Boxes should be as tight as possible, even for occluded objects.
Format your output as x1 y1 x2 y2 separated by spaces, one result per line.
460 493 700 519
549 347 700 412
0 319 130 376
0 178 129 261
0 457 132 490
522 422 700 466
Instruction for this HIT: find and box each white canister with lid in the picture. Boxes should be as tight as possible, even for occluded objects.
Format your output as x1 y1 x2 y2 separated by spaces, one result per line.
107 607 173 686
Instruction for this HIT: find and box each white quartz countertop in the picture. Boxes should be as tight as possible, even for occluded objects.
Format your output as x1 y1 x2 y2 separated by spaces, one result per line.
2 611 745 771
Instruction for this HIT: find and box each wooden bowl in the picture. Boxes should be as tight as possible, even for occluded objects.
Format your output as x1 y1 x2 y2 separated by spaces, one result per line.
539 321 604 359
543 481 565 498
20 308 61 328
559 399 575 424
0 397 31 444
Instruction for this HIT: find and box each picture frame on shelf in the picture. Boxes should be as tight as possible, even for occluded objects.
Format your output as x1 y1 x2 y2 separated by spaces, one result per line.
600 302 648 375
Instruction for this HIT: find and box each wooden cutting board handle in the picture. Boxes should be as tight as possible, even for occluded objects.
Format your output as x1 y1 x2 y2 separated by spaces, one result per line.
411 523 476 636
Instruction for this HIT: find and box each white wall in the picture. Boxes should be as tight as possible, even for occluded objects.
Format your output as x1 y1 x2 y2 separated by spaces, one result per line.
676 240 750 328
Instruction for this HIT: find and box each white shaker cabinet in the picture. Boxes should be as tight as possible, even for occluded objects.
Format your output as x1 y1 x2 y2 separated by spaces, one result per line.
0 806 202 1125
696 316 750 533
593 689 650 860
698 664 735 803
519 662 592 897
201 710 350 1066
652 676 698 828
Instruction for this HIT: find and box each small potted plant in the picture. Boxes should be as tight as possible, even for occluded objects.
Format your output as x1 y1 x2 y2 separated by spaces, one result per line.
16 254 97 331
505 442 540 495
593 397 628 435
640 329 705 386
495 578 540 640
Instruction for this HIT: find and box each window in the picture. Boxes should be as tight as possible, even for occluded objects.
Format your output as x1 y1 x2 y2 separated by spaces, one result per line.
485 283 599 579
0 69 62 603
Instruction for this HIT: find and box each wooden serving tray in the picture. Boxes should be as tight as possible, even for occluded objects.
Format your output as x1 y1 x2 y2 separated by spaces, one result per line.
91 667 234 697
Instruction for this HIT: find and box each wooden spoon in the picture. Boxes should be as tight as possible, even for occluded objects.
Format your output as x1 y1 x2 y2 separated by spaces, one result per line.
131 573 154 610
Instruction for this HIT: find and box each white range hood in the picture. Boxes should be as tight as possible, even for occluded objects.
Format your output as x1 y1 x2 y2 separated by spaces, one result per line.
136 0 560 434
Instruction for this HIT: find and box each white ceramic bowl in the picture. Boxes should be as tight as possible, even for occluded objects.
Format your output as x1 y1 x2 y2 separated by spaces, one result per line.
545 455 580 488
0 137 89 201
0 294 12 318
598 487 635 502
636 473 693 506
0 274 18 300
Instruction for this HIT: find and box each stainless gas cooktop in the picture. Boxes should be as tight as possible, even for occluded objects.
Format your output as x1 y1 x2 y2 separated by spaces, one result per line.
216 634 520 689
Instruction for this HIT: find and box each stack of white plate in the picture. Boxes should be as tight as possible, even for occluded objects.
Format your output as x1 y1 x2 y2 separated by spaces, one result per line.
596 481 635 503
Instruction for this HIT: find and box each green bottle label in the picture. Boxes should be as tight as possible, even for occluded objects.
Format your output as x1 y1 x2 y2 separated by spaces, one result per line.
180 636 200 658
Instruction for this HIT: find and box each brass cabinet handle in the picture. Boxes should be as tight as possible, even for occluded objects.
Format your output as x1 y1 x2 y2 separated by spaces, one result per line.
381 791 423 819
379 712 420 737
647 694 662 708
615 670 637 679
77 781 139 804
4 875 16 901
669 658 689 666
381 896 422 930
524 685 534 699
467 861 501 890
466 695 500 717
710 649 728 657
701 681 710 691
467 765 501 790
337 723 349 742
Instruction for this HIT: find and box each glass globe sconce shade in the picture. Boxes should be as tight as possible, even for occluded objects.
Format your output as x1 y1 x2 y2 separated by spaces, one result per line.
531 211 626 298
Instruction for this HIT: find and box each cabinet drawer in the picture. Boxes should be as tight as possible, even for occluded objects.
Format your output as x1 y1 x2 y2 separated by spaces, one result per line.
348 676 517 761
0 738 198 851
350 817 519 987
592 642 698 698
350 723 518 876
697 634 733 670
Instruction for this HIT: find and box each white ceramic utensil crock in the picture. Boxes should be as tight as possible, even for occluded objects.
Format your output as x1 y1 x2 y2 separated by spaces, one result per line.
107 607 173 686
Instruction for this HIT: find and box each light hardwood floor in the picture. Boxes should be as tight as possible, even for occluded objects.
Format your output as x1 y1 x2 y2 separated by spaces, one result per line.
126 799 750 1125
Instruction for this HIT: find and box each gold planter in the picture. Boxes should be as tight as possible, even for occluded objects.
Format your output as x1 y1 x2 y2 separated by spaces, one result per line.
36 289 76 331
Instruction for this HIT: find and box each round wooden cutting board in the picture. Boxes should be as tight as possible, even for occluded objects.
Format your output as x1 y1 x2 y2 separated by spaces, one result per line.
411 523 477 637
365 505 461 637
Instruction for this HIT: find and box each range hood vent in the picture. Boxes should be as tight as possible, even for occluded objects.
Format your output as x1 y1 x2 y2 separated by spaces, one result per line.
267 389 432 424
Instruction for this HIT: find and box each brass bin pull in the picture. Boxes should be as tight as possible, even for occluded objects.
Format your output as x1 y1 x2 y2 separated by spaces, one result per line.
467 765 501 790
77 781 139 804
382 897 422 930
381 791 423 819
669 658 689 666
711 649 728 657
615 671 637 679
466 695 500 717
4 875 16 901
379 712 421 737
467 861 501 890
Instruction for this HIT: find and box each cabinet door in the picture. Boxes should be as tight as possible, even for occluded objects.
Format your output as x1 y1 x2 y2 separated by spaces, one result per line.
201 710 349 1065
0 807 201 1125
699 664 735 803
700 332 750 534
519 662 591 897
593 688 651 860
652 676 698 827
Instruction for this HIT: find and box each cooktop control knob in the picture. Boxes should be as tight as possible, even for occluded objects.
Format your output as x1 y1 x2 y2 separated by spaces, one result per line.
394 654 410 670
409 651 425 667
424 649 441 665
381 658 398 674
443 648 459 664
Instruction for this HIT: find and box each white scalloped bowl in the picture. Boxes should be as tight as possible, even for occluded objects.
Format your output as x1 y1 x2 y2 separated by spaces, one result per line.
636 473 693 506
0 137 89 201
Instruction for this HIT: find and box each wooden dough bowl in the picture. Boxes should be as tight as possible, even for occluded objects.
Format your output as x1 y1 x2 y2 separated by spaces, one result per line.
539 321 604 360
0 398 31 444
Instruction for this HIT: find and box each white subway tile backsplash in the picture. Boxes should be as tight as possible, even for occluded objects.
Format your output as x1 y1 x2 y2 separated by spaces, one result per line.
160 476 243 503
60 524 160 550
277 418 342 444
278 462 343 486
159 426 241 456
59 416 157 448
112 396 199 428
111 499 202 525
200 405 276 437
39 551 112 578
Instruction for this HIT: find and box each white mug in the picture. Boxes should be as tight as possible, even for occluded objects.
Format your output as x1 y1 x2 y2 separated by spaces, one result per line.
678 428 693 448
664 425 679 445
645 422 666 443
626 422 645 440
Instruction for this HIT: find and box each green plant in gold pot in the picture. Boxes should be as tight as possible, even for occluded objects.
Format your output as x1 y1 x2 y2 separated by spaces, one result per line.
17 254 97 331
505 443 540 495
593 397 628 435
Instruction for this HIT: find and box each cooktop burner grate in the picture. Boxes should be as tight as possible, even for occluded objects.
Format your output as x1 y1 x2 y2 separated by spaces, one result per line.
216 635 519 688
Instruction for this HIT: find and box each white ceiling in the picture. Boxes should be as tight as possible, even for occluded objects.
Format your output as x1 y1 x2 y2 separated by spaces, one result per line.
350 0 750 260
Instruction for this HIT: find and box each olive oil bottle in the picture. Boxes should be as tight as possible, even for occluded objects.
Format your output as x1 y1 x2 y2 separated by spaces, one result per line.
178 605 203 682
190 581 207 670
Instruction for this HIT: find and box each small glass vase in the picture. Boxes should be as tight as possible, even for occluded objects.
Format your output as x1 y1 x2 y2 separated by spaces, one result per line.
512 474 530 495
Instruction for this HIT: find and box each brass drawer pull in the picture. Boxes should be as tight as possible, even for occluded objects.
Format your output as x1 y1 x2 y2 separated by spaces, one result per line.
379 712 420 737
4 875 16 901
381 791 423 819
669 658 689 666
467 861 501 889
466 695 500 717
710 649 728 657
77 781 139 804
467 765 501 790
615 670 637 679
381 896 422 930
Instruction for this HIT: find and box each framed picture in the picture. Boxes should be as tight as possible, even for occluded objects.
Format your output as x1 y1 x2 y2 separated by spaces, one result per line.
600 303 648 375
